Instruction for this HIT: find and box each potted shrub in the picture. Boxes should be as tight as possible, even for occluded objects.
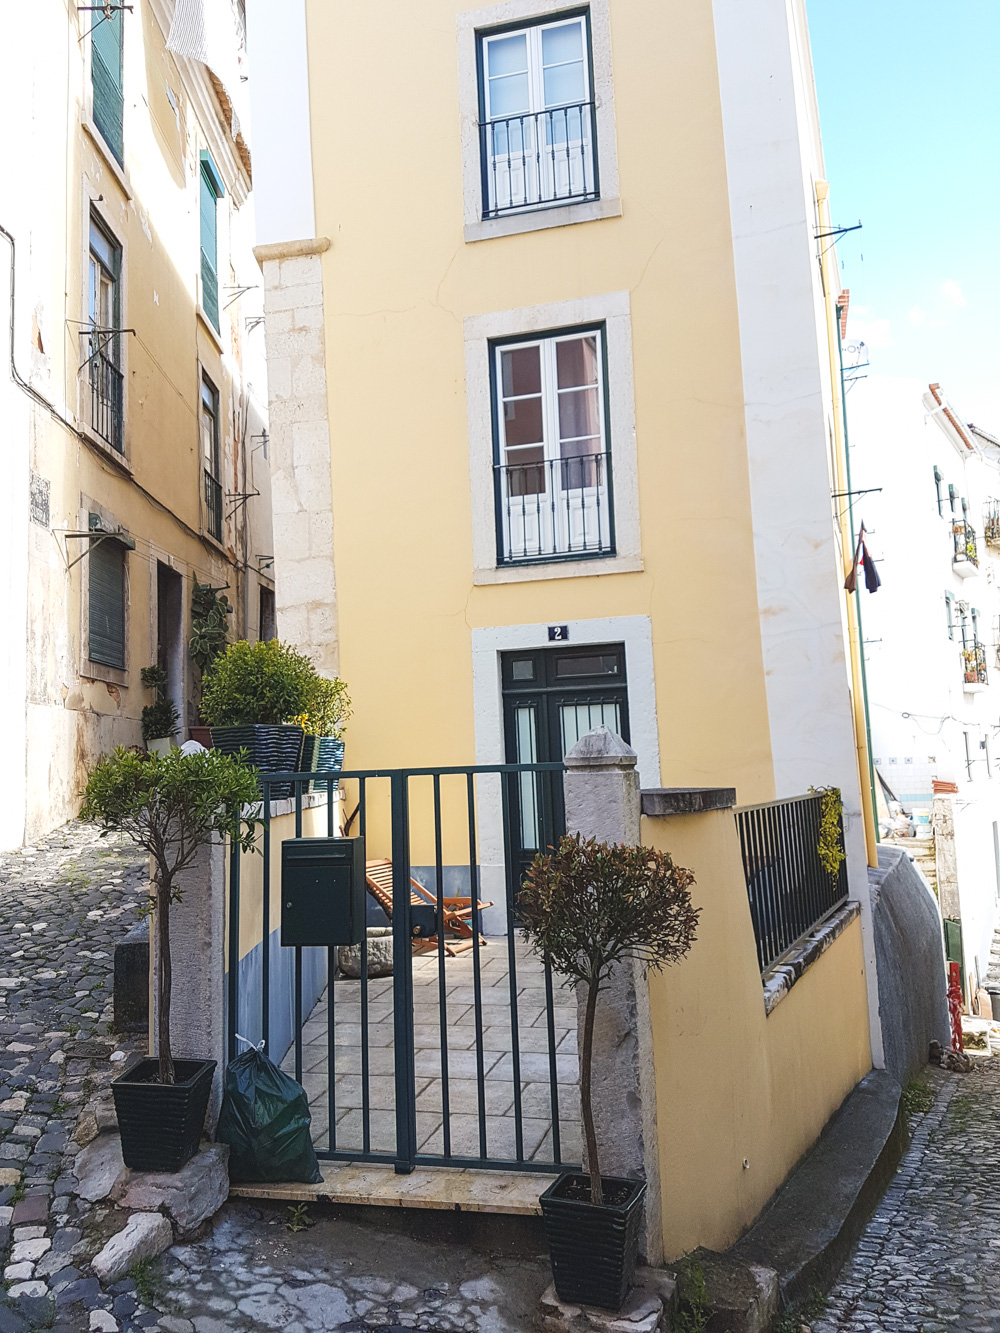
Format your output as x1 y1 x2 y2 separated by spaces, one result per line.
519 833 700 1311
140 665 179 758
80 747 261 1172
298 675 352 792
200 639 316 798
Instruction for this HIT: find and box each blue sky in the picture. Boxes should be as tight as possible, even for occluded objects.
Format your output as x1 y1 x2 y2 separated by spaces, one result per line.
805 1 1000 426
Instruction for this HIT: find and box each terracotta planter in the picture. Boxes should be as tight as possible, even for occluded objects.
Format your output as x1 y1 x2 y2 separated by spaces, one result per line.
188 726 213 749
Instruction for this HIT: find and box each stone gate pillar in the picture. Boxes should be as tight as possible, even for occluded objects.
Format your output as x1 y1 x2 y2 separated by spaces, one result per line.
562 726 663 1266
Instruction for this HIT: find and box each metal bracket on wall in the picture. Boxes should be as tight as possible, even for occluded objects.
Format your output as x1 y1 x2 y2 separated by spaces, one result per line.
60 514 136 571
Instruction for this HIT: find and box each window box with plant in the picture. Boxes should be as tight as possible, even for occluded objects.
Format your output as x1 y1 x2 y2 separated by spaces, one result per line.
200 639 317 799
296 675 352 793
81 747 261 1172
519 833 699 1312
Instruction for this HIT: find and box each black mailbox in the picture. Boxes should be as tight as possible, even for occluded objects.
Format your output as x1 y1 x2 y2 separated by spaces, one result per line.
281 836 366 947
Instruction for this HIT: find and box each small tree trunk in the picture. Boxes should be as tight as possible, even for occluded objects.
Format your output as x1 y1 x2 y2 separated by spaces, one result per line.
157 877 174 1085
580 975 603 1206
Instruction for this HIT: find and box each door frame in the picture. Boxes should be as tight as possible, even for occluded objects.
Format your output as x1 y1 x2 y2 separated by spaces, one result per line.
471 616 660 928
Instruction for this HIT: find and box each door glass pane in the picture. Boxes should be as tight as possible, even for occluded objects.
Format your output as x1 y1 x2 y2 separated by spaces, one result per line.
541 22 585 106
554 653 620 678
502 345 542 396
488 33 528 77
487 35 529 118
503 396 543 447
515 705 540 851
560 701 621 756
558 387 600 441
556 336 598 388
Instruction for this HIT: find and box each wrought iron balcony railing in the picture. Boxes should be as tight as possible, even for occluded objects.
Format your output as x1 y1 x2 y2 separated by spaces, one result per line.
953 519 979 569
480 101 598 218
495 451 613 565
88 344 124 453
735 793 849 975
962 640 988 687
204 470 223 542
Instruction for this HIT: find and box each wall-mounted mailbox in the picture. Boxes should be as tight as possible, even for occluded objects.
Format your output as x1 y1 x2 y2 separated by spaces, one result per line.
281 836 366 947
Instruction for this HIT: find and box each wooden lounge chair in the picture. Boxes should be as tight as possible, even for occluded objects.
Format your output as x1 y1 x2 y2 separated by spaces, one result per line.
364 858 492 956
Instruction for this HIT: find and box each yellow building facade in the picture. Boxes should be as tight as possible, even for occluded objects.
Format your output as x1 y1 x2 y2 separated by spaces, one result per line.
0 0 274 845
245 0 885 1248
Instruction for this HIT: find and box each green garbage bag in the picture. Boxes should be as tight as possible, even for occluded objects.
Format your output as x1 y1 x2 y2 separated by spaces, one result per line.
217 1045 322 1184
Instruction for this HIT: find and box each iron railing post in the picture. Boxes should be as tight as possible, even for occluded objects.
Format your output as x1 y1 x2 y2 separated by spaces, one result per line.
391 770 417 1174
226 823 240 1065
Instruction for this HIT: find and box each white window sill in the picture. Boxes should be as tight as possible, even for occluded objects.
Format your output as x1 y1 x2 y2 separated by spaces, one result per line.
473 553 642 586
464 195 622 244
81 661 129 688
78 423 133 475
81 120 132 201
197 306 225 353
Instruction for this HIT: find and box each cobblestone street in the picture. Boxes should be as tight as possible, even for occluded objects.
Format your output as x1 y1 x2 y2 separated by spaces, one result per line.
0 825 548 1333
814 1061 1000 1333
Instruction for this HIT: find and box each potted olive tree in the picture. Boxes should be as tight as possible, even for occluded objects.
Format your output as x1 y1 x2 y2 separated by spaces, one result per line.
200 639 316 798
519 833 700 1311
80 747 261 1172
140 665 179 758
299 675 352 792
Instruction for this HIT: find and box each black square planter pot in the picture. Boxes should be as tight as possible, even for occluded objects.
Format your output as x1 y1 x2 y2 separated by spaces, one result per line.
300 735 345 794
112 1058 216 1173
540 1172 647 1311
210 725 304 800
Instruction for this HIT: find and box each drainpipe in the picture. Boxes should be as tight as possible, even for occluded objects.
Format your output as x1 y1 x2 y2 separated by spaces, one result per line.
815 182 879 869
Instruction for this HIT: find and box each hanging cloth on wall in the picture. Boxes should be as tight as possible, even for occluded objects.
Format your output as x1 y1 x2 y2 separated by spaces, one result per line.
844 522 881 594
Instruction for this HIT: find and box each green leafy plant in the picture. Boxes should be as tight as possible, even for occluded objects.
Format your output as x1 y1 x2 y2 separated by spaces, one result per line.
672 1262 714 1333
129 1257 158 1305
901 1077 935 1117
519 834 699 1206
200 639 317 727
189 581 232 684
810 786 846 881
141 665 180 742
80 747 262 1083
296 675 352 738
141 698 180 743
286 1203 315 1232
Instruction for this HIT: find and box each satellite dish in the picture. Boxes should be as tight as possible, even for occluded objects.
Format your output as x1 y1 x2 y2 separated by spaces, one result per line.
843 339 869 367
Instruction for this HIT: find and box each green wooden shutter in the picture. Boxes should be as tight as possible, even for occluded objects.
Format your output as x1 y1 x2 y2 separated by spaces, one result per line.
92 10 124 166
200 163 220 330
89 540 126 669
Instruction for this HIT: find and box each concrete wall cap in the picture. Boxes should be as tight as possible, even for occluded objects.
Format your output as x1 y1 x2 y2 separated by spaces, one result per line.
641 788 738 816
253 237 331 266
563 726 638 768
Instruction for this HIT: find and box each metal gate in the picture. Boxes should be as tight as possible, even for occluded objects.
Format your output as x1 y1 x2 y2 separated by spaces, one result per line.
226 763 581 1176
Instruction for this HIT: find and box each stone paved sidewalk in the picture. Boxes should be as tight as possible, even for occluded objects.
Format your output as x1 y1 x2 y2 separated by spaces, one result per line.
0 824 552 1333
812 1059 1000 1333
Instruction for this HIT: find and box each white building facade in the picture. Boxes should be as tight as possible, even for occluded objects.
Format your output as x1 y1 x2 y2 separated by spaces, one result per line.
850 376 1000 1006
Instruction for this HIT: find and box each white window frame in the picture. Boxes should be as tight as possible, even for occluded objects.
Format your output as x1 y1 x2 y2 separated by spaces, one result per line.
466 290 641 584
492 327 613 565
458 0 621 243
479 14 597 220
78 191 131 469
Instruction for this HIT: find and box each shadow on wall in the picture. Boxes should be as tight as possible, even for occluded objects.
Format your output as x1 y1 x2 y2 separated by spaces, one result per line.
870 845 949 1081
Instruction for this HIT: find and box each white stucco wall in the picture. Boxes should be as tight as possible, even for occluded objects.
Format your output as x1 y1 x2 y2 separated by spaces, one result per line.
712 0 881 1059
850 375 1000 993
244 0 317 246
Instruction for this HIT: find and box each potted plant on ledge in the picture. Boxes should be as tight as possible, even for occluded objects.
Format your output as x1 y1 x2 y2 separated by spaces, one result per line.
519 833 699 1312
140 665 179 758
200 639 316 798
298 675 352 792
80 747 261 1172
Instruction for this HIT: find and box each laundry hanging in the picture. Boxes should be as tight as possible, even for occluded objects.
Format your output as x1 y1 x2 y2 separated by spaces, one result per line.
844 522 881 594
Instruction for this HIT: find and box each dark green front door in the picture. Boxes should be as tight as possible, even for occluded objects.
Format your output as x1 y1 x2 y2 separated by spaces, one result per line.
502 643 630 889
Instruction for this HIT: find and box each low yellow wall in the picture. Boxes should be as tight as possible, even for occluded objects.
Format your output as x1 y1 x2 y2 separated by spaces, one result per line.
642 809 872 1259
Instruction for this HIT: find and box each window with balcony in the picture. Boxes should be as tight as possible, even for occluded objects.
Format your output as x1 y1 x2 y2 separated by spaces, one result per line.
478 13 597 219
492 325 612 564
201 374 223 542
87 215 123 453
91 3 124 165
959 605 987 690
952 516 979 575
